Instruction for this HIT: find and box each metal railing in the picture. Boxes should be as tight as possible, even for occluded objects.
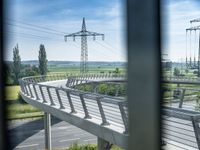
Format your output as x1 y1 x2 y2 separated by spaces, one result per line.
162 107 200 149
19 74 200 149
19 73 129 134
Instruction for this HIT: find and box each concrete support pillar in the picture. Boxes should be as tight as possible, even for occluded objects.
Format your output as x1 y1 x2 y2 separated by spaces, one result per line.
98 137 107 150
44 112 52 150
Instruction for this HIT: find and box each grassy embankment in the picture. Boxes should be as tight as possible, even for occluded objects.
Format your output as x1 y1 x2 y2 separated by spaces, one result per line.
5 86 43 120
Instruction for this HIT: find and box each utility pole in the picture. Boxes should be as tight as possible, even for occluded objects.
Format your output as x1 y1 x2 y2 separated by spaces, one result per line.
64 18 104 73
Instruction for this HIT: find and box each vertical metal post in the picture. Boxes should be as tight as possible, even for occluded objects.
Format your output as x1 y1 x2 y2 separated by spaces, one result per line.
192 117 200 149
66 92 76 113
55 89 65 109
79 94 91 119
179 89 186 108
47 87 55 106
115 84 120 96
96 97 109 126
44 112 52 150
19 80 25 93
127 0 161 149
119 102 128 134
33 84 39 100
39 86 47 103
22 81 28 95
27 83 34 98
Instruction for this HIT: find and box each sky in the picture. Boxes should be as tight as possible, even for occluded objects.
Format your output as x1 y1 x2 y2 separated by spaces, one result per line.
4 0 200 62
162 0 200 62
4 0 126 61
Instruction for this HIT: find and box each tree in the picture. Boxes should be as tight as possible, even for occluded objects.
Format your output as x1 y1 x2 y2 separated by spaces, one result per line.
38 44 48 75
173 67 180 76
115 67 120 74
13 44 21 84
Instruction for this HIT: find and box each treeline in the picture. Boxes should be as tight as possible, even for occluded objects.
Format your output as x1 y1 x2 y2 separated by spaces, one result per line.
6 44 48 85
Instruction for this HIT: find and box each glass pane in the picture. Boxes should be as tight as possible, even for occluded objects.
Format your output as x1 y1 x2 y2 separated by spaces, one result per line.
162 0 200 149
4 0 127 149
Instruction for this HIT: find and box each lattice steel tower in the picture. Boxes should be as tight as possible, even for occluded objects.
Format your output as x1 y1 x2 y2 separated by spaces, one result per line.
64 18 104 73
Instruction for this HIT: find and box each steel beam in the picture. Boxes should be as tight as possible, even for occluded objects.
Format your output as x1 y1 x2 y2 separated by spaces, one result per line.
127 0 161 149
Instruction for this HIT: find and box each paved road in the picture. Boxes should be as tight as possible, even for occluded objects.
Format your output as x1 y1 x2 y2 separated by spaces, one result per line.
8 117 97 150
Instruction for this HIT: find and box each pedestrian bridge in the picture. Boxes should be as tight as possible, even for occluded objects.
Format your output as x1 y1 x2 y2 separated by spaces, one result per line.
19 74 200 150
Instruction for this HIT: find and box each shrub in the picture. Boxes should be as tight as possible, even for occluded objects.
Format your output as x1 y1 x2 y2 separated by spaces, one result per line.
173 67 180 76
68 143 97 150
17 93 27 104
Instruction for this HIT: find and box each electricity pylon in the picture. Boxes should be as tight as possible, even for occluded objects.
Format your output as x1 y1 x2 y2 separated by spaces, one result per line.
186 24 200 77
64 17 104 73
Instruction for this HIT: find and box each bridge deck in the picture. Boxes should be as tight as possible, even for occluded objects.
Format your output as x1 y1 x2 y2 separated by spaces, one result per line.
19 75 200 149
21 79 128 149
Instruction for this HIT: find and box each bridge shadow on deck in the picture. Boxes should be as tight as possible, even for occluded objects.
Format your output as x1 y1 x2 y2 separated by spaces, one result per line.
8 116 61 149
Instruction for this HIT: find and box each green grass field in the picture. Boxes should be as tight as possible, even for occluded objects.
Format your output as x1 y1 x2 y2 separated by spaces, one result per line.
5 86 20 101
48 66 126 74
5 86 42 120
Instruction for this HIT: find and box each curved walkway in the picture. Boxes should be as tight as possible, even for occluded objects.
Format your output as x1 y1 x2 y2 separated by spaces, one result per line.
19 74 200 149
19 74 128 149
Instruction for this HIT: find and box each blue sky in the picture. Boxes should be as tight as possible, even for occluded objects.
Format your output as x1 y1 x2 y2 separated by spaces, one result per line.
4 0 200 62
162 0 200 62
5 0 126 61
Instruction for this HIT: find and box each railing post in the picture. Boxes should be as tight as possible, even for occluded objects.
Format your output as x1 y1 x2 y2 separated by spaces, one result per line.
66 92 76 113
96 97 109 126
192 117 200 149
55 89 65 109
115 84 120 96
119 102 128 134
44 112 52 150
179 89 186 108
23 82 29 95
27 83 34 98
79 94 91 119
39 86 47 103
93 83 98 93
19 80 25 93
33 84 39 100
47 87 55 106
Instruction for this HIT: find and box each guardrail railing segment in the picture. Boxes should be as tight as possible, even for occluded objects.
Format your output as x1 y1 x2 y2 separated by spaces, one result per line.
19 74 200 149
19 73 129 134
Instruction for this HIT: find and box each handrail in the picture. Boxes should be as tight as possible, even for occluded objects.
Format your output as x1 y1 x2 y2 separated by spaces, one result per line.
19 73 128 135
19 74 200 149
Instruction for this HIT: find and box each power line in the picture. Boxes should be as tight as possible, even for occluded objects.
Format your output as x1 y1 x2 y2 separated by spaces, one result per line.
88 42 116 59
5 22 64 36
5 18 68 34
4 30 64 42
95 41 123 58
